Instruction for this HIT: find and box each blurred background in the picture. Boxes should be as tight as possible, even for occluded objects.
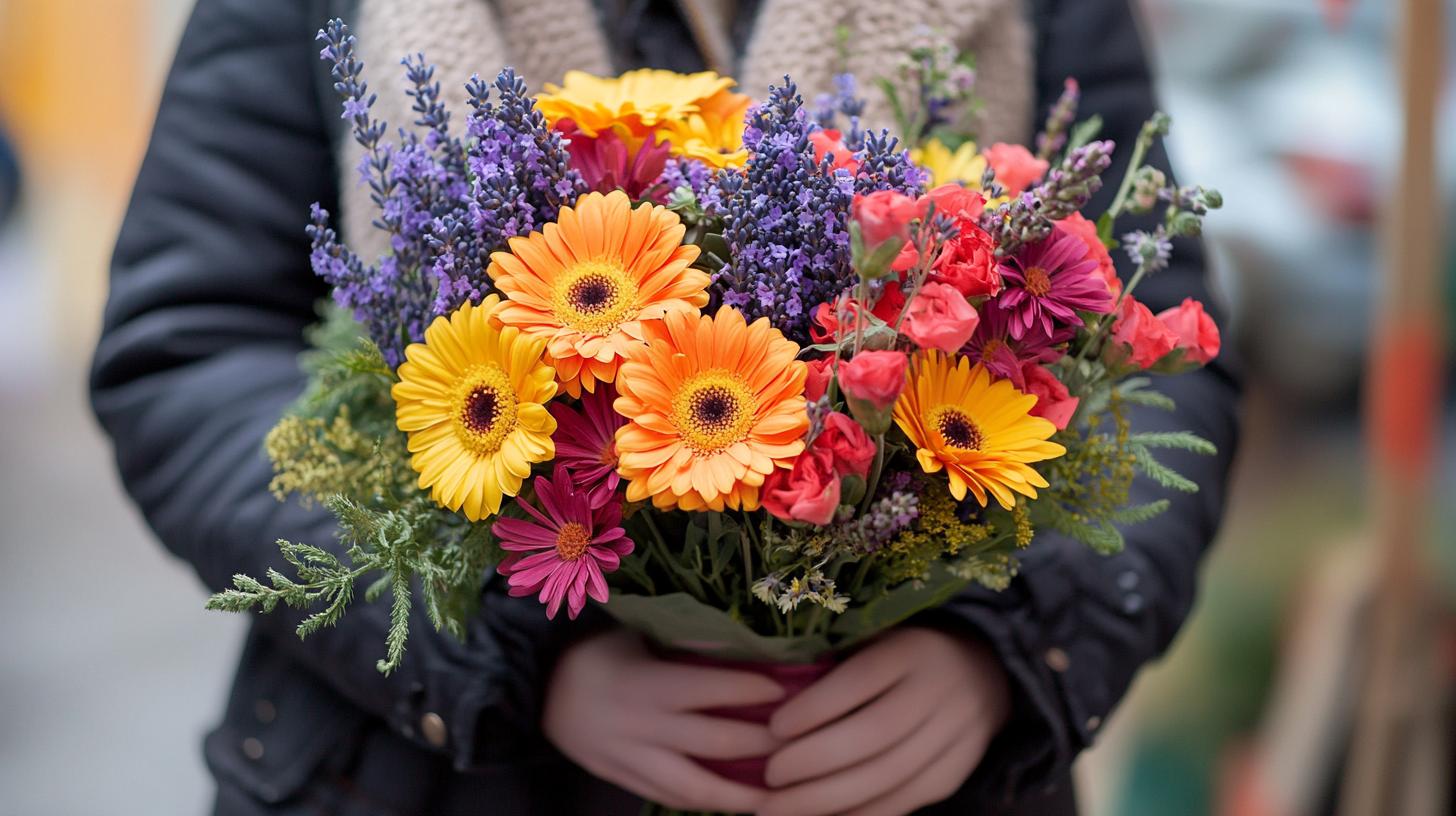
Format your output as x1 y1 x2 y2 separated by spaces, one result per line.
0 0 1452 813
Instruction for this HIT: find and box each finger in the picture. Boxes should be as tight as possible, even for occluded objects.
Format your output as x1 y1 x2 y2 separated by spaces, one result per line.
842 737 983 816
634 745 770 813
764 674 936 787
652 712 783 760
758 698 969 816
637 663 786 711
592 745 683 808
768 641 908 740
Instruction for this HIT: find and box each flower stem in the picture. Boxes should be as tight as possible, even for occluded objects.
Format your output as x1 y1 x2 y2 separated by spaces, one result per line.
859 434 888 515
1106 118 1161 225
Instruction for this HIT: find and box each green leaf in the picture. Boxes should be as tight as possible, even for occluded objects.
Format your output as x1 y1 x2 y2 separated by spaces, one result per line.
603 593 830 663
1129 431 1217 455
831 561 971 648
1096 211 1115 246
1131 445 1199 493
377 574 412 675
1118 386 1177 412
1065 115 1104 155
1110 499 1172 525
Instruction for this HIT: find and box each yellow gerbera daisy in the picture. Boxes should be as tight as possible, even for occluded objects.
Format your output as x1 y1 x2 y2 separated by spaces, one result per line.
536 69 736 139
912 138 987 188
487 190 709 397
893 352 1065 509
391 295 558 521
657 88 751 169
613 307 808 512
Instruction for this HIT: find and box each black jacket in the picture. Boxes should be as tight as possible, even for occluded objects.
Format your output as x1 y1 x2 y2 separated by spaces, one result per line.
89 0 1240 813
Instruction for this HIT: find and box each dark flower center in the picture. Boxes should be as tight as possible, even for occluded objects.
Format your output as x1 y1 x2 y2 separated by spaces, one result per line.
1023 265 1053 298
691 388 738 430
555 522 592 561
463 387 504 434
936 409 984 450
567 274 614 313
673 371 757 454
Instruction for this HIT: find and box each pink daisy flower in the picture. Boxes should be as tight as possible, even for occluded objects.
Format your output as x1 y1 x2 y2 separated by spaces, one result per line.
996 229 1114 340
554 120 670 199
964 302 1074 389
494 465 634 620
549 385 627 493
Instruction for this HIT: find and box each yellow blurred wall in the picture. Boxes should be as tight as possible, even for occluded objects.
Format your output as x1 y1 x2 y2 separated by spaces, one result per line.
0 0 188 361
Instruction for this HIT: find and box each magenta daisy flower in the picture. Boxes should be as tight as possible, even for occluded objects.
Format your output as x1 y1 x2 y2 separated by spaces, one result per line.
996 229 1114 340
964 302 1074 388
494 465 635 620
549 385 627 493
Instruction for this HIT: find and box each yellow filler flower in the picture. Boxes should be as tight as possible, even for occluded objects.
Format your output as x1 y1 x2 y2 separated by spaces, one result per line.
911 138 988 188
613 307 808 512
894 352 1065 509
391 296 558 521
487 190 708 396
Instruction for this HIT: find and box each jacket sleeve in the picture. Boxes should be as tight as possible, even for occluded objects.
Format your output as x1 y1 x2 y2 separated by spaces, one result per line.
88 0 572 771
927 0 1242 801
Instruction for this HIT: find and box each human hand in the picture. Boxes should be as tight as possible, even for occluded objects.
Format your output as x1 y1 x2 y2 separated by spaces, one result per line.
542 628 785 812
758 627 1010 816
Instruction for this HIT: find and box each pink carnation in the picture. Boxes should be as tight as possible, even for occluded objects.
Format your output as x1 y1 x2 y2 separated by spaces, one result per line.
984 143 1050 196
1021 363 1079 430
1156 298 1220 365
761 447 841 526
902 282 981 353
1109 296 1178 369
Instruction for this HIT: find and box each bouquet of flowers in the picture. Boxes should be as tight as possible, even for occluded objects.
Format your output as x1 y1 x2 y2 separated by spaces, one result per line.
209 16 1221 769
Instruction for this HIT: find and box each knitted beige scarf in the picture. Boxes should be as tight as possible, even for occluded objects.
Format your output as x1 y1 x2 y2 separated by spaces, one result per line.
342 0 1032 249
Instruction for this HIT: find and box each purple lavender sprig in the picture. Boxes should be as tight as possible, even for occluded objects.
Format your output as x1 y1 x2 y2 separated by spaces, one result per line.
811 73 868 149
1035 78 1081 162
854 130 929 197
982 139 1115 257
837 491 920 555
714 80 859 342
307 19 585 365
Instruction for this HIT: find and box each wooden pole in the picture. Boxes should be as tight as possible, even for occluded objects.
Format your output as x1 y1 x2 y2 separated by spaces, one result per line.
1339 0 1447 813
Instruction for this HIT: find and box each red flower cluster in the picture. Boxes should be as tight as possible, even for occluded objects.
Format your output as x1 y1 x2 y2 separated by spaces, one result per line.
762 412 876 525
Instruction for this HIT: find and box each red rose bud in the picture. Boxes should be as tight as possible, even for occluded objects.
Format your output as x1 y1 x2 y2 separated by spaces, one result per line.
814 411 876 479
804 356 835 402
1021 362 1079 430
983 143 1051 196
921 183 986 221
1108 296 1178 369
809 286 907 347
1156 298 1220 366
761 447 841 526
838 350 908 433
929 217 1001 298
902 282 980 354
852 190 920 249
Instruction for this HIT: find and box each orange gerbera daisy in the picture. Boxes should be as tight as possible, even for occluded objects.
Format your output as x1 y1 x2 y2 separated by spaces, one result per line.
487 190 709 396
893 352 1066 509
613 307 809 512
